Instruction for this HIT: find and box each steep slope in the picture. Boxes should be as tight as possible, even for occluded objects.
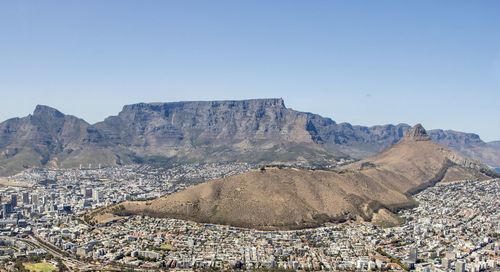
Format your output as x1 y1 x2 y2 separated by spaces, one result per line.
91 100 499 167
1 99 499 176
0 106 90 175
429 130 500 169
95 125 495 229
93 99 340 163
0 106 131 176
351 124 492 194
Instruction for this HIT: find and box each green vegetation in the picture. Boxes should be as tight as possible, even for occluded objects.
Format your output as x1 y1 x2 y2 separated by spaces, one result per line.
82 214 94 225
23 262 56 272
376 248 409 271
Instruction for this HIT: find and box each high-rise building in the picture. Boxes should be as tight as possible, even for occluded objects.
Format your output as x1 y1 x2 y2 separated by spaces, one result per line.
32 195 39 205
456 260 466 272
22 192 30 205
92 189 102 203
10 194 17 207
83 188 93 199
2 203 12 219
409 247 418 263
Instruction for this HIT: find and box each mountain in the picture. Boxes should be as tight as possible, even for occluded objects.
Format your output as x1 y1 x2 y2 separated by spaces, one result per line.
0 105 90 175
350 124 493 194
92 99 340 164
428 130 500 170
0 99 499 176
0 106 135 176
93 125 494 229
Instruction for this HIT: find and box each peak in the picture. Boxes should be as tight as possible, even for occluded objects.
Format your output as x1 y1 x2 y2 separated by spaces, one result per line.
404 124 430 141
33 105 65 118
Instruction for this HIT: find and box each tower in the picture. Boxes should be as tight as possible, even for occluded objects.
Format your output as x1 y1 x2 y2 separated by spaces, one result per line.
2 203 12 219
10 194 17 208
22 192 30 205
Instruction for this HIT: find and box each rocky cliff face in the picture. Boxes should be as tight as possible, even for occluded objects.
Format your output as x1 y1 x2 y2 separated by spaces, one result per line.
0 105 92 175
95 99 314 148
0 99 498 175
428 130 500 167
93 99 416 161
404 124 431 141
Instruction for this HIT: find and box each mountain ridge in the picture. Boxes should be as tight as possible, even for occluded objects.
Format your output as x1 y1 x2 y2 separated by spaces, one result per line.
1 99 499 176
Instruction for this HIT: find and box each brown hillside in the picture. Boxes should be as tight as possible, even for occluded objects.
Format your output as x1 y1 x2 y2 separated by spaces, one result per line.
94 124 494 230
350 124 491 194
107 168 414 229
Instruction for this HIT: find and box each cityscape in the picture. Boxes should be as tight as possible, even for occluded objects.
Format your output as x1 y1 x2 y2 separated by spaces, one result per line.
0 164 498 271
1 1 500 272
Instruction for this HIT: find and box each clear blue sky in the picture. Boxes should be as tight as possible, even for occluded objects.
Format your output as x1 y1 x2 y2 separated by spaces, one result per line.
1 1 499 141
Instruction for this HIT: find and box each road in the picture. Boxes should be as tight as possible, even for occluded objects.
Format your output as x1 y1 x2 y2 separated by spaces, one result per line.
3 234 148 271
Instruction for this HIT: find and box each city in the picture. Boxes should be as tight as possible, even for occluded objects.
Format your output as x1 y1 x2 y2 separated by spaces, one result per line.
0 164 498 271
1 1 500 271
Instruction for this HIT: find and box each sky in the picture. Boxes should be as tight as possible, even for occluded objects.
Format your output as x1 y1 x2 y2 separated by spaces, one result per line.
0 1 499 141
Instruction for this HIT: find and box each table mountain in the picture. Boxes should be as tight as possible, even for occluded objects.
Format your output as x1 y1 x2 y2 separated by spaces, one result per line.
0 99 499 176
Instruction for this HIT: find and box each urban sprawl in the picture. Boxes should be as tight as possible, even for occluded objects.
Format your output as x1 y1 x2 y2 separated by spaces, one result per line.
0 164 498 271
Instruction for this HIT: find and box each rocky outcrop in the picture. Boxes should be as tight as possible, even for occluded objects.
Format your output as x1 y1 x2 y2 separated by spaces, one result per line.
404 124 431 141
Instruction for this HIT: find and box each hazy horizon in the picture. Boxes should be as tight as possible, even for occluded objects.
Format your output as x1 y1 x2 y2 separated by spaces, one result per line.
1 1 499 141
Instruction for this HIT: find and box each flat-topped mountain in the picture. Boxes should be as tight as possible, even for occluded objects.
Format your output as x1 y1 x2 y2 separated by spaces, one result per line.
1 99 499 175
93 125 495 229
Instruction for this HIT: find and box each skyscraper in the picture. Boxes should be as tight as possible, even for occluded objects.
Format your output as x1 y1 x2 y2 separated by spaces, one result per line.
22 192 30 205
2 203 12 219
10 194 17 208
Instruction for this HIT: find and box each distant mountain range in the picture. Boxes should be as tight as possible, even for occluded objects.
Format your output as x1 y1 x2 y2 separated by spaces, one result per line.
1 98 499 176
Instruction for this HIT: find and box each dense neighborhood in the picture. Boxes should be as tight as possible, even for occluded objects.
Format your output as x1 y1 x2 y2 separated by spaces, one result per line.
0 165 498 271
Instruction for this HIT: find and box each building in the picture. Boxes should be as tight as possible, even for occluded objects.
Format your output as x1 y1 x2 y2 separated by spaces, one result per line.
92 189 102 203
442 258 451 269
83 188 93 199
456 260 466 272
32 195 39 205
137 250 161 261
22 192 30 205
10 194 17 208
409 247 418 263
2 203 12 219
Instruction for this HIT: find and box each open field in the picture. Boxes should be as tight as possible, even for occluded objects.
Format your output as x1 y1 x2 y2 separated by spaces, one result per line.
23 262 56 272
0 177 32 188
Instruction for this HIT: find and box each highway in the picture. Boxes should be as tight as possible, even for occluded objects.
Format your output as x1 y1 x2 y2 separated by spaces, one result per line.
3 234 148 271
